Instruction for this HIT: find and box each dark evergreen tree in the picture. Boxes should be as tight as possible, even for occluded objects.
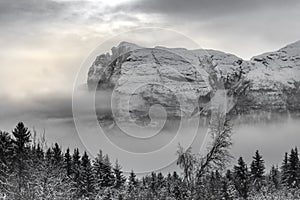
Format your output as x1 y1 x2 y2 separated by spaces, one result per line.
93 150 104 195
207 171 216 198
220 170 236 200
11 122 31 199
166 173 172 196
250 150 265 191
35 143 44 161
79 151 95 199
157 172 165 189
287 148 299 188
72 148 81 197
0 131 13 196
269 165 280 190
150 172 157 195
221 177 233 200
52 143 63 165
29 140 45 199
64 148 72 177
128 170 138 193
281 152 289 186
45 147 52 163
223 170 236 200
113 160 126 189
212 170 222 199
32 145 74 199
233 157 250 199
171 171 182 199
102 154 114 187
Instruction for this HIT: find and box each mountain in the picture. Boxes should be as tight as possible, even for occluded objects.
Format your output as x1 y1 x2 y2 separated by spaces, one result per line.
245 41 300 120
87 41 300 122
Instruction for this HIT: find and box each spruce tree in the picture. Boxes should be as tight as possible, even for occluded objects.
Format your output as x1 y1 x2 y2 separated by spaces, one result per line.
102 154 115 188
233 157 250 199
150 172 157 194
11 122 31 199
281 152 289 186
269 165 280 190
113 160 126 189
93 150 104 194
128 170 138 193
29 140 45 199
221 177 235 200
287 148 299 188
157 172 165 189
166 173 172 196
45 148 52 163
0 131 13 196
32 145 74 199
79 151 95 199
250 150 265 191
35 143 44 161
52 143 63 165
72 148 81 197
64 148 72 177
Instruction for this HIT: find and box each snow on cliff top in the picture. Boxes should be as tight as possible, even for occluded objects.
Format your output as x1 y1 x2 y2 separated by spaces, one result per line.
248 40 300 89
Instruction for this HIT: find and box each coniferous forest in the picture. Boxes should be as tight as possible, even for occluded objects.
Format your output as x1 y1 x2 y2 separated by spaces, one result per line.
1 122 300 199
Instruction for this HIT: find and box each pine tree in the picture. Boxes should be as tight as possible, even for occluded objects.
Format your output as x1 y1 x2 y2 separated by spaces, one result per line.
166 173 172 196
102 154 114 188
32 145 74 200
45 147 52 163
297 148 300 188
221 176 235 200
11 122 31 199
29 140 45 199
233 157 250 199
213 170 222 198
157 172 165 189
269 165 280 190
93 150 104 195
52 143 63 165
113 160 126 189
0 131 13 196
128 170 138 193
79 151 95 199
64 148 72 177
72 148 81 197
281 152 289 186
250 150 265 191
150 172 157 195
35 143 44 161
287 148 299 188
171 171 182 199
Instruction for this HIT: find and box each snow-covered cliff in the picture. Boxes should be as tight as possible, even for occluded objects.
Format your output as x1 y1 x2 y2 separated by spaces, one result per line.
87 41 300 122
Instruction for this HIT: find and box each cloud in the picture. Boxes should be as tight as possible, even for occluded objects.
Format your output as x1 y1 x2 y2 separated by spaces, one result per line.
0 0 66 25
0 0 144 36
111 0 300 59
120 0 300 20
0 92 72 121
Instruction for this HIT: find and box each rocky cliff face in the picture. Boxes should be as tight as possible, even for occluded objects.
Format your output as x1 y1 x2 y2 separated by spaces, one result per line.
243 41 300 118
87 41 300 122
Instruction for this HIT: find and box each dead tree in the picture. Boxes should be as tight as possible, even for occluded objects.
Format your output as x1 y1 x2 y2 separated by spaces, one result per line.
177 56 251 188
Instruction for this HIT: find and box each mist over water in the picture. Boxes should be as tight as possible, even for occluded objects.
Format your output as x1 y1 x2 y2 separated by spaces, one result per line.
1 87 299 173
232 118 300 169
99 117 300 173
41 117 300 173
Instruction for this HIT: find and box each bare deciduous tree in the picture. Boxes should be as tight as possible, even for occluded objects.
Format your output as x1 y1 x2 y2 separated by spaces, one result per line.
177 56 251 186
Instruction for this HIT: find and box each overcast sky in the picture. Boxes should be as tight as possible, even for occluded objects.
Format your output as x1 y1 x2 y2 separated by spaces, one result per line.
0 0 300 172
